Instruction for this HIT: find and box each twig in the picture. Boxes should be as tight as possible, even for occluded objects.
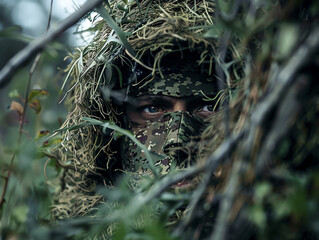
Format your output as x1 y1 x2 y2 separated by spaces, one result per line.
0 0 104 88
0 54 38 209
209 160 242 240
209 25 319 240
173 131 245 236
255 76 311 175
174 26 319 238
42 151 76 171
130 130 246 216
0 0 56 209
249 26 319 174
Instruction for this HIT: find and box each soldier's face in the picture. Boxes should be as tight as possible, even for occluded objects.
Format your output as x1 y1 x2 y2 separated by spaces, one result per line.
119 58 217 177
126 95 216 124
120 95 217 176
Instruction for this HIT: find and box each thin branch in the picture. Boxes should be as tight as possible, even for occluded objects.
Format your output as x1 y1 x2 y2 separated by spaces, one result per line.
42 151 76 171
210 160 242 240
0 0 59 210
255 76 312 175
0 0 104 88
132 130 246 216
47 0 54 30
250 26 319 175
173 26 319 238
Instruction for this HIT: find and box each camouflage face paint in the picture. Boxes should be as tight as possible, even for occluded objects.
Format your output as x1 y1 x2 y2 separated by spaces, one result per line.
119 56 217 176
128 66 217 98
120 111 208 175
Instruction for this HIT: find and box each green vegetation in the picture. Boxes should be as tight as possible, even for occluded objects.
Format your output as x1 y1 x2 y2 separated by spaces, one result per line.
1 0 318 239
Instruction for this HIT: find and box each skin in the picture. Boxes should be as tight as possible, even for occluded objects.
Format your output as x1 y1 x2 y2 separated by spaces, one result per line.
126 95 215 123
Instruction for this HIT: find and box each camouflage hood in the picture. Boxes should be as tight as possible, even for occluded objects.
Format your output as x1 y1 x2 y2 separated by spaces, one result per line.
51 0 237 220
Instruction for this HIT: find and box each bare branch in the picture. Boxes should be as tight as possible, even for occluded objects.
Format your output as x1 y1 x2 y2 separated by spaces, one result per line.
0 0 104 88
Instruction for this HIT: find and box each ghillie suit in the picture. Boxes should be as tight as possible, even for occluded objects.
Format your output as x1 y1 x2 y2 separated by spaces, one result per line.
50 0 235 219
49 0 319 239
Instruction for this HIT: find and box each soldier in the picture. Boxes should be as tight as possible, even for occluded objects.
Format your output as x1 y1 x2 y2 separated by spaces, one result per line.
114 49 218 183
51 0 230 220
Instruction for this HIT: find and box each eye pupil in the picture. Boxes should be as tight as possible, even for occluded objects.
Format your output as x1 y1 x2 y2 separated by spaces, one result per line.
146 106 158 113
199 104 214 112
207 105 214 112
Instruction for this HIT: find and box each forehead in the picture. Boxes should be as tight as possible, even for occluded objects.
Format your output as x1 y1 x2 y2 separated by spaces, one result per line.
132 95 207 103
121 48 217 98
129 68 217 98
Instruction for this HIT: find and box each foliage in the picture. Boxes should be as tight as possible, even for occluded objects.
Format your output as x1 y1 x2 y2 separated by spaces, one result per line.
1 0 319 240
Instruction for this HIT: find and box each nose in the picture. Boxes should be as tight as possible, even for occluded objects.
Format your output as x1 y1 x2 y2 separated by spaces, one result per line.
172 100 187 112
162 111 194 156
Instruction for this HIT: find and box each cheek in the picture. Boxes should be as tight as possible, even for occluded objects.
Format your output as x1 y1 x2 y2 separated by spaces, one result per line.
140 111 164 121
126 108 165 123
126 110 139 122
195 111 213 119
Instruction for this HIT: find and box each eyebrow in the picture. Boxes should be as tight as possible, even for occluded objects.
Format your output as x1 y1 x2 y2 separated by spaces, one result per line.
135 95 167 102
126 95 169 108
128 95 217 108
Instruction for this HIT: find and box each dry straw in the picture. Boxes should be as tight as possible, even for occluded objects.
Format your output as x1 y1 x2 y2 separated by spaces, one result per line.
50 0 243 220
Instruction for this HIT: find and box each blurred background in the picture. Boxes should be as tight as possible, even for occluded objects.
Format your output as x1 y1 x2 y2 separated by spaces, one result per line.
1 0 318 239
0 0 95 234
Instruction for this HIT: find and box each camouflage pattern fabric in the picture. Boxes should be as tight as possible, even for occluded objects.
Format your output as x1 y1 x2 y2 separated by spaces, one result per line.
120 63 217 176
120 110 208 176
128 59 217 98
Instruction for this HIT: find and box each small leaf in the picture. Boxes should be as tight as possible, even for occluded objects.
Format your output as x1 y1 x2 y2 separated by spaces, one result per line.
96 6 136 57
12 205 29 223
204 25 223 39
277 24 298 59
29 99 41 114
255 182 272 202
35 130 50 140
9 89 20 98
28 89 48 101
0 25 33 42
9 101 24 116
42 138 62 147
113 131 123 140
112 64 123 88
250 205 266 228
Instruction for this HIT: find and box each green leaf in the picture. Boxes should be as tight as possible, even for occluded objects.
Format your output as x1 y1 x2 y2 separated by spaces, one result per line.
250 205 266 228
160 192 190 202
255 182 272 202
113 222 126 240
0 25 33 42
28 89 48 101
59 58 80 97
35 130 50 140
274 199 291 219
96 6 135 57
277 24 298 59
29 99 41 114
42 137 62 147
204 25 223 39
83 117 160 178
9 89 20 98
12 205 29 223
112 64 123 88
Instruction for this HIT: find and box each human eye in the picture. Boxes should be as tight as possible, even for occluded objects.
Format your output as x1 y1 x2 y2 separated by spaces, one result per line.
143 105 161 114
201 104 215 112
126 96 170 123
136 104 166 120
195 103 216 118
